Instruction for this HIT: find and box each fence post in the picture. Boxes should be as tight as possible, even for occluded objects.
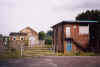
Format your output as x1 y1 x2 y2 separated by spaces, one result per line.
20 45 23 56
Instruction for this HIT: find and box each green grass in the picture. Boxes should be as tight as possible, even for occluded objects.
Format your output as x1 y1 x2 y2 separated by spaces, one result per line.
0 49 22 60
45 44 52 48
79 52 96 56
55 51 96 56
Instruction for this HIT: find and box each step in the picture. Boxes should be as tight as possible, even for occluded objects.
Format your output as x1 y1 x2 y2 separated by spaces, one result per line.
23 50 52 53
24 48 49 50
23 47 55 56
23 53 55 57
24 49 49 50
24 49 50 51
23 51 55 54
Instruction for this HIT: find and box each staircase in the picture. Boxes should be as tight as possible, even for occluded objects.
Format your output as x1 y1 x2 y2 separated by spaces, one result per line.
66 38 88 52
23 45 55 57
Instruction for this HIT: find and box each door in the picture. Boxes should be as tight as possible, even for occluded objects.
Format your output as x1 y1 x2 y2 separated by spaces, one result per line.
66 40 72 52
29 36 35 47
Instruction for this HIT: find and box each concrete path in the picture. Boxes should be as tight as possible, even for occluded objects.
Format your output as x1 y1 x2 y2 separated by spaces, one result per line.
0 56 99 67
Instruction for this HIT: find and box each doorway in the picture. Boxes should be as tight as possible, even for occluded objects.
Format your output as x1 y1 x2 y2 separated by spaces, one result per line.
29 36 35 47
66 40 72 52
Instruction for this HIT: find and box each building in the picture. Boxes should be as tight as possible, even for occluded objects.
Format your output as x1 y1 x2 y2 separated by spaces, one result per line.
52 20 97 54
9 32 27 49
9 27 39 48
20 27 39 47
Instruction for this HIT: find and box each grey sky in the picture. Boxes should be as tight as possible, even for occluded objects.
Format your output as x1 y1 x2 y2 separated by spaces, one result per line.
0 0 100 35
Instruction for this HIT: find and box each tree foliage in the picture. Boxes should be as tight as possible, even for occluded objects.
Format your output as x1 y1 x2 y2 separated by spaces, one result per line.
38 30 53 45
38 31 46 40
45 30 53 45
46 30 53 37
76 10 100 21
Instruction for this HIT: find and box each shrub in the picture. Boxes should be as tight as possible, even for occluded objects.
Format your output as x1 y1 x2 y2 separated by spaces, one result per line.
45 39 52 45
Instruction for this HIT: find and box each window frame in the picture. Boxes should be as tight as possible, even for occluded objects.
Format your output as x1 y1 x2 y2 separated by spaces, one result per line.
12 36 16 40
20 36 24 40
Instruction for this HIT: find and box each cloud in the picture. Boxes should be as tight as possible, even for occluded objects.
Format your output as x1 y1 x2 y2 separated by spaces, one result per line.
52 0 86 10
52 0 100 11
77 0 100 9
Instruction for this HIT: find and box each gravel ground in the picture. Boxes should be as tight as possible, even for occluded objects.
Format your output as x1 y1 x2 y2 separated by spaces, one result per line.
0 56 99 67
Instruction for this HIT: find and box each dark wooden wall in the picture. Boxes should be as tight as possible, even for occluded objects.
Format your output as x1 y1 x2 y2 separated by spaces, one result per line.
53 23 91 53
89 23 100 52
52 24 64 53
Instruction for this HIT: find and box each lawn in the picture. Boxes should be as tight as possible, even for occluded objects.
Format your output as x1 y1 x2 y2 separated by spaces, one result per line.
55 51 96 56
0 49 22 59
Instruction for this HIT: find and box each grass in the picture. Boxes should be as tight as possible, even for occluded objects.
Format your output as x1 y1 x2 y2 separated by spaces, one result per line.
0 49 22 60
45 44 52 48
79 52 96 56
55 51 96 56
32 44 96 56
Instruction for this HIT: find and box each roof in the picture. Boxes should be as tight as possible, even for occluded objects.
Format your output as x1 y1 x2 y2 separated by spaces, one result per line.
52 20 98 28
9 32 27 36
20 27 38 35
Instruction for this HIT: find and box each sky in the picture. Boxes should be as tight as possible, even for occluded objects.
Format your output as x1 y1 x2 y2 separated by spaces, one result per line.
0 0 100 35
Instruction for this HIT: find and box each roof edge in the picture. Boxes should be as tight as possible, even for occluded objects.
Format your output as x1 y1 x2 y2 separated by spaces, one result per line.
51 20 98 28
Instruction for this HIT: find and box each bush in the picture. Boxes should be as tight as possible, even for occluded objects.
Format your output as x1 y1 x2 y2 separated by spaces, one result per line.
45 39 52 45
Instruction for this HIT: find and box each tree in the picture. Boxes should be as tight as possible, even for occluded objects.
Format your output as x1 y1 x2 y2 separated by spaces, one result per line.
38 31 46 40
76 10 100 21
0 34 3 40
38 30 53 45
46 30 53 37
45 30 53 45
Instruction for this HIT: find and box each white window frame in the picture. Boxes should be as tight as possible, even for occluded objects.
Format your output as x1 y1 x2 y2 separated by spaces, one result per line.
66 27 71 37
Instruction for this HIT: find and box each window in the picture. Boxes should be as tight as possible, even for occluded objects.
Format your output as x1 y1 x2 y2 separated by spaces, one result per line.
13 36 16 40
66 27 71 37
20 36 24 40
79 26 89 34
73 25 77 29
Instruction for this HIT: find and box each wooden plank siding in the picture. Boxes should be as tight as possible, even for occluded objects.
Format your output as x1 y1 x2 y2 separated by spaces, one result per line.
52 24 64 53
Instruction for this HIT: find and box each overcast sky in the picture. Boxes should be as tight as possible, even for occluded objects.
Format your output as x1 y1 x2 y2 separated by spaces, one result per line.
0 0 100 35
